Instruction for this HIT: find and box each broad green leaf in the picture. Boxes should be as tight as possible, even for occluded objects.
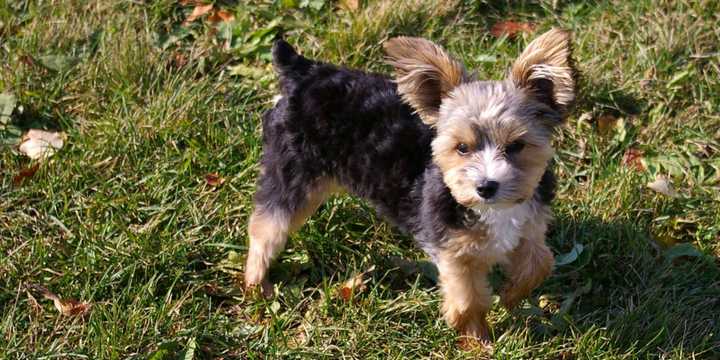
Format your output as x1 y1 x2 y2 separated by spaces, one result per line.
38 55 79 72
664 243 703 262
0 124 23 145
182 337 197 360
555 243 584 266
667 69 691 88
158 27 192 50
0 92 16 125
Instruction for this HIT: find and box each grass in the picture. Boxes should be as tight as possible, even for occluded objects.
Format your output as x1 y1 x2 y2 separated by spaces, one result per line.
1 0 719 358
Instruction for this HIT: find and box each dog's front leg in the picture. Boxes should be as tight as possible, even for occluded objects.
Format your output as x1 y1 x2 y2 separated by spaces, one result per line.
436 251 493 345
500 220 554 310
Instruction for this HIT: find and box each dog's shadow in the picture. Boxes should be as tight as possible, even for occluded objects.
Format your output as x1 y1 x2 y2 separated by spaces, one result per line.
496 216 720 357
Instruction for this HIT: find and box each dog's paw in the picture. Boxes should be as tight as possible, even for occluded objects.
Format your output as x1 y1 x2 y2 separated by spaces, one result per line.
500 295 521 311
244 278 274 299
458 335 494 356
499 284 527 310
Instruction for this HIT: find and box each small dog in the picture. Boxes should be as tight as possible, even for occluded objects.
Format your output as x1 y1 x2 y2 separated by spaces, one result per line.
245 28 576 344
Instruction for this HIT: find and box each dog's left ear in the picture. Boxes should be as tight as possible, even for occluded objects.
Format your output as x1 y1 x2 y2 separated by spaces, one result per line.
384 37 469 126
509 28 576 117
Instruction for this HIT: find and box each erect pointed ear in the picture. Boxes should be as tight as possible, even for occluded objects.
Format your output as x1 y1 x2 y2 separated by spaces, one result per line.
384 37 470 126
509 28 576 117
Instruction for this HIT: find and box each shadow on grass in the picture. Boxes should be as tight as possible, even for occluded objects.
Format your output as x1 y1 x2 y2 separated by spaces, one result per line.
268 202 720 357
498 216 720 357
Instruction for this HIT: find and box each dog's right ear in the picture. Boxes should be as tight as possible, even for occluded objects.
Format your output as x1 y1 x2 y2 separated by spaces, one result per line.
384 37 469 126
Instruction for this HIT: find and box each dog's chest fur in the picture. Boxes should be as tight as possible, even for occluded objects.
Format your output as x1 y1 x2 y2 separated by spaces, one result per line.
445 201 536 262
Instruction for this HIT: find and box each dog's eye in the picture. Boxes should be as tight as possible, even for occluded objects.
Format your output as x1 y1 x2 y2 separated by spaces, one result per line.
506 140 525 154
456 143 469 155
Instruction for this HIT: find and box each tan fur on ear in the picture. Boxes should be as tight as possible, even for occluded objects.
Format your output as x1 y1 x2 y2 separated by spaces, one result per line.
384 37 469 125
510 28 576 115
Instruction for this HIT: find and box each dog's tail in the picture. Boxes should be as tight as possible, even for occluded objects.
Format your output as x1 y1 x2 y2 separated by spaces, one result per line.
272 39 315 94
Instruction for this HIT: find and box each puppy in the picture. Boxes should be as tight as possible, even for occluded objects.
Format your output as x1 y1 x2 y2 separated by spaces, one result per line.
244 28 576 344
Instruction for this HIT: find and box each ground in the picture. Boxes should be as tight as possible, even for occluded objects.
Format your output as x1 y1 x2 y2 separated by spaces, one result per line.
1 0 719 359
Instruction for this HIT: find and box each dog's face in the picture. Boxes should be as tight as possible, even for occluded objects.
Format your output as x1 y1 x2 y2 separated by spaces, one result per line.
385 29 575 209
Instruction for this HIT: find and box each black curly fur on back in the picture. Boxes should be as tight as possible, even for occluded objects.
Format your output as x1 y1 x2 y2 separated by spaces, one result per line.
253 39 555 257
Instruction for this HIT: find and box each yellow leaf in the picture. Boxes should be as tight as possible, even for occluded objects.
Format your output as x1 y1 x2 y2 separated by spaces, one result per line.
337 265 375 301
184 4 213 25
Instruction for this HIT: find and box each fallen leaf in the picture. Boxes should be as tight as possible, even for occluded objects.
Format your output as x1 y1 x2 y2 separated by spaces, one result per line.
0 92 16 125
490 21 535 38
183 337 197 360
555 243 584 266
172 51 188 68
18 129 65 160
338 265 375 301
207 9 235 23
474 54 497 63
339 0 360 11
12 162 40 186
26 289 42 313
621 148 645 171
19 54 35 67
28 284 91 317
558 350 575 360
596 114 618 134
664 243 703 262
183 3 213 25
228 63 266 79
205 172 225 187
647 174 679 198
38 55 79 72
538 294 560 312
577 112 592 124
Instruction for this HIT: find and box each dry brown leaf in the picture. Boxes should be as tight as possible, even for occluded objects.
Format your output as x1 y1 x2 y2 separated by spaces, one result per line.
577 112 592 124
647 174 679 198
28 284 91 317
13 162 40 186
19 54 35 67
207 9 235 23
172 51 188 68
338 265 375 301
621 148 645 171
490 21 535 38
18 129 65 160
205 172 225 187
26 290 42 313
596 114 618 134
183 3 213 25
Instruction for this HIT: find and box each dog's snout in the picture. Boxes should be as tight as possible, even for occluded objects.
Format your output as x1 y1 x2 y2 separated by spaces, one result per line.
476 180 499 199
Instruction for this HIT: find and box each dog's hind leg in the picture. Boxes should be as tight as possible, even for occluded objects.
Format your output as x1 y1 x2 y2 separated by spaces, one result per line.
244 177 338 297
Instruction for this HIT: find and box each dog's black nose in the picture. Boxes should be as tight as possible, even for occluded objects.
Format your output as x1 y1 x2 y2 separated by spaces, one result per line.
477 180 499 199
